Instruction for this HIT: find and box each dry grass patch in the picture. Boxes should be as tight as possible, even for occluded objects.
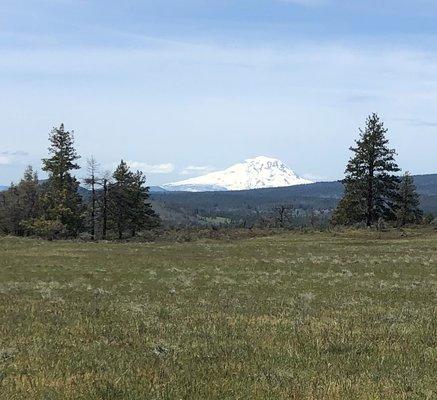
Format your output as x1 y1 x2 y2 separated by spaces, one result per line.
0 231 436 399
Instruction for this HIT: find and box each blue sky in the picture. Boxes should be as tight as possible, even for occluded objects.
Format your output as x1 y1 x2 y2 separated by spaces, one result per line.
1 0 437 185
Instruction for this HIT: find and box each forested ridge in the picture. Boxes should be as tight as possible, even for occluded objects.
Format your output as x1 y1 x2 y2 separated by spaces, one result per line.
0 115 434 237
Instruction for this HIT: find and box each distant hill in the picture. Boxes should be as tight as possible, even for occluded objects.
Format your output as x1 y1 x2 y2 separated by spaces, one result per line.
2 174 437 225
154 180 343 210
149 186 167 193
152 180 342 225
0 186 7 192
151 174 437 224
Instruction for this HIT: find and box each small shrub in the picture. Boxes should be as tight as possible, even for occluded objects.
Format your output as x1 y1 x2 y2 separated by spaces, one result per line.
21 218 66 240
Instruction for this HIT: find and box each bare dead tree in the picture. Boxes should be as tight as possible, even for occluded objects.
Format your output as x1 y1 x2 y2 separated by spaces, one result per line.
100 170 112 240
271 204 295 228
84 157 100 240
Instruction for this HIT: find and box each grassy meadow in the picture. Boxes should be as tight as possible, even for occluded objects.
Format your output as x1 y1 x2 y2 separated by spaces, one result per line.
0 231 436 399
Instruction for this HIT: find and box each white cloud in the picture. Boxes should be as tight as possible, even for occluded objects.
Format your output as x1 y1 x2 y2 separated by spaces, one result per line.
128 161 174 174
0 155 11 165
180 165 216 176
0 150 31 169
0 150 28 156
2 39 437 181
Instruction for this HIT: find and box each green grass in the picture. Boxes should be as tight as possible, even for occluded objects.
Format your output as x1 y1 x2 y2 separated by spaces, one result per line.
0 231 436 399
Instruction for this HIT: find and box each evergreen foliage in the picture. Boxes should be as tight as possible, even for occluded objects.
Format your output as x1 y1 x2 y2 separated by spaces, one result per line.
0 124 160 239
396 172 423 226
333 114 400 226
0 166 40 235
41 124 83 236
108 160 159 239
0 115 430 236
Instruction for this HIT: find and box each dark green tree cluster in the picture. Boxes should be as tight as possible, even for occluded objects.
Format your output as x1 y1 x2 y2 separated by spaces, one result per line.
0 166 40 236
0 124 160 239
108 160 159 239
333 114 423 227
396 172 423 226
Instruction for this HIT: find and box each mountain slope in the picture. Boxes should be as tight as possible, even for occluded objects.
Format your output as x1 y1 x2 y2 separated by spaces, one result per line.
164 156 312 192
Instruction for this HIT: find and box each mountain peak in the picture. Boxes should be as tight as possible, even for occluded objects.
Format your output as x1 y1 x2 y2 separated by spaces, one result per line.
244 156 283 165
164 156 312 192
246 156 278 162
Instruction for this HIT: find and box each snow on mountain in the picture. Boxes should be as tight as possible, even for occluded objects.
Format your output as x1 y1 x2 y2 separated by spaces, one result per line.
163 156 312 192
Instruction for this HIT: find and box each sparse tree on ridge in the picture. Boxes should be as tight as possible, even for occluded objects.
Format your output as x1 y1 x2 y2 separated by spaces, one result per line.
333 113 400 226
396 172 423 226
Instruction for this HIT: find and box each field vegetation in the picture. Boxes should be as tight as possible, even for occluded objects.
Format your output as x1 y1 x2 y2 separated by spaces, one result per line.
0 230 436 399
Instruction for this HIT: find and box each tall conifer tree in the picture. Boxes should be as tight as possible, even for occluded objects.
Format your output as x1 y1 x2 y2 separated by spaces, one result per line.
108 160 159 239
42 124 83 236
108 160 132 239
333 114 400 226
396 172 423 226
129 170 159 236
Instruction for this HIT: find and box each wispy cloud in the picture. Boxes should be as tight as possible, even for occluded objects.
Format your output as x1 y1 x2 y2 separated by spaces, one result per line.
0 150 29 166
180 165 216 176
0 155 11 165
0 150 29 156
127 161 175 174
395 118 437 127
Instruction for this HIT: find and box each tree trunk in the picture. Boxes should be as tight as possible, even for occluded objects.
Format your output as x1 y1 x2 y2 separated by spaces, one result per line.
102 179 108 240
91 182 96 240
366 162 375 227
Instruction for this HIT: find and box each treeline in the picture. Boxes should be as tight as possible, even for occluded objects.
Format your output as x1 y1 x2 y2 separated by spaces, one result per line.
0 124 159 239
0 115 429 239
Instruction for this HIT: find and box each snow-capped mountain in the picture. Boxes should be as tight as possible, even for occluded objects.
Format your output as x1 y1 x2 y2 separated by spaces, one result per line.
163 156 312 192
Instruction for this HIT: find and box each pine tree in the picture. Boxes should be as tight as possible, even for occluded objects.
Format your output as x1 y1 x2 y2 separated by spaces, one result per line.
333 114 400 226
0 166 41 235
396 172 423 226
41 124 83 236
108 160 133 239
108 160 159 239
129 170 159 236
18 166 41 231
0 183 21 235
